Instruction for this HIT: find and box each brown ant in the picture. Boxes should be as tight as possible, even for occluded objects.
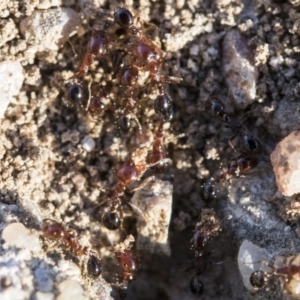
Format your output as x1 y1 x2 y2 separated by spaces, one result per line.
250 254 300 298
115 249 141 284
42 219 102 278
102 145 169 230
187 209 221 296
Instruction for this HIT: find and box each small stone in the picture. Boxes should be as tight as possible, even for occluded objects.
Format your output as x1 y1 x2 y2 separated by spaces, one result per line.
2 222 41 252
57 280 84 300
222 29 258 108
131 176 173 255
61 130 80 144
270 131 300 197
0 61 24 118
20 8 80 52
81 136 95 152
36 292 55 300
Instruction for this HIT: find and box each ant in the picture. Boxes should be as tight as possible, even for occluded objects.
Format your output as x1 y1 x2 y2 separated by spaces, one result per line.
102 144 169 230
205 94 261 154
42 219 102 278
203 95 262 199
203 153 260 200
187 209 221 296
250 254 300 298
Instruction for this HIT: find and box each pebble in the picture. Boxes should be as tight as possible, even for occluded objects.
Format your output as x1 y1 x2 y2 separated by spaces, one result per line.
57 280 84 300
270 131 300 197
81 136 96 152
222 29 257 108
2 222 41 252
0 61 24 118
20 8 80 52
131 176 173 255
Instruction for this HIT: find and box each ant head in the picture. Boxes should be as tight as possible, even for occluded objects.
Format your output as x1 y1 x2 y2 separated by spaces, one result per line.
42 220 65 239
154 94 174 121
250 270 266 288
117 115 132 133
87 254 102 278
102 211 121 230
190 274 204 296
205 95 225 118
114 8 134 28
115 250 141 274
66 82 88 108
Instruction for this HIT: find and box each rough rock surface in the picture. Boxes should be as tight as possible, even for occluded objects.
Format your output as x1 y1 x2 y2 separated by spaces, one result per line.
131 176 173 255
270 131 300 197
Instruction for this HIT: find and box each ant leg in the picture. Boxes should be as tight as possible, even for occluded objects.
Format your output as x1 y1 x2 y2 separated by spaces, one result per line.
228 132 239 152
160 74 183 85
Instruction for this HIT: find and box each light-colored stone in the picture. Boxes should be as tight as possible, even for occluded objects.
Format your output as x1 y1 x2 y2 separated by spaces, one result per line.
57 280 84 300
20 8 80 52
223 29 258 108
131 176 173 255
270 131 300 197
0 61 24 118
2 222 41 252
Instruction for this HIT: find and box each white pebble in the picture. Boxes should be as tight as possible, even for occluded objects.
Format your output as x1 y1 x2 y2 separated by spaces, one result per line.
36 292 55 300
57 280 84 300
2 222 41 253
270 131 300 196
81 136 96 152
0 61 24 118
131 176 173 255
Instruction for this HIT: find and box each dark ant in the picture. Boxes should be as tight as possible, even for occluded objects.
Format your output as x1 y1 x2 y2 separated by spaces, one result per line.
205 95 261 154
187 209 221 296
102 145 169 230
250 254 300 297
42 219 101 278
203 95 262 199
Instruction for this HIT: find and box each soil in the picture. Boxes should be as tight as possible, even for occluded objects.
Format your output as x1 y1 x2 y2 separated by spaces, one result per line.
1 0 300 300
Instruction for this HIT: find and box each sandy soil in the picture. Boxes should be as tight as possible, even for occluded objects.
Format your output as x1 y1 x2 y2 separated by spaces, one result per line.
1 0 300 299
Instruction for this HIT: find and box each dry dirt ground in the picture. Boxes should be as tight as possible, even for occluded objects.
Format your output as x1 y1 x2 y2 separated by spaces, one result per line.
1 0 300 300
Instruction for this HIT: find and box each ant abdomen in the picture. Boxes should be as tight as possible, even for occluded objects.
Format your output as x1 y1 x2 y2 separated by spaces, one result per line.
102 211 121 230
190 274 204 296
241 134 261 154
154 94 174 121
250 270 266 288
87 30 108 56
205 96 225 118
114 7 134 28
66 83 88 108
87 254 102 278
119 65 139 86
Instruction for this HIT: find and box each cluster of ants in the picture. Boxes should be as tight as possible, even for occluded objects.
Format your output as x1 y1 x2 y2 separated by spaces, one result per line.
42 5 297 300
203 94 262 200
